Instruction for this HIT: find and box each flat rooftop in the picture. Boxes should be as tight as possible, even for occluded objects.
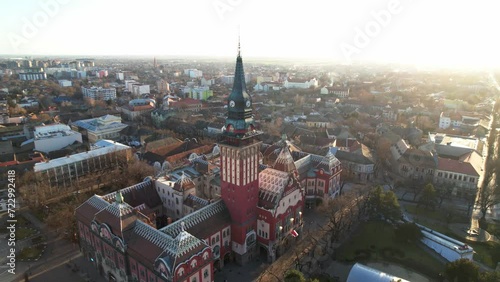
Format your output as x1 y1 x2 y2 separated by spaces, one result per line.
429 133 479 150
34 140 129 172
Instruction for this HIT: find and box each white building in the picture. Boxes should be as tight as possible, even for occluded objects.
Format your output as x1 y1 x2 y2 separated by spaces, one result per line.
125 80 137 91
184 69 203 78
19 72 47 81
253 82 282 92
201 77 215 87
439 112 451 129
155 167 203 220
34 140 131 189
220 75 234 85
34 124 82 153
419 224 474 262
320 86 350 98
283 78 318 89
58 80 72 87
131 84 150 96
116 72 124 80
82 86 117 101
72 115 128 143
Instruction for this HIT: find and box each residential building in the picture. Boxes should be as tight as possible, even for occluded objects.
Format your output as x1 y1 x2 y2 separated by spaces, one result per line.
390 139 437 180
183 86 213 101
151 109 176 128
95 70 108 78
334 145 376 183
433 151 482 194
19 72 47 81
132 84 150 96
184 69 203 78
34 124 82 153
120 99 156 121
201 77 215 87
320 86 350 98
306 115 333 128
168 98 202 112
439 112 462 129
253 82 282 92
428 133 481 153
72 115 128 143
58 80 72 87
220 75 234 85
157 79 170 93
82 86 117 101
116 72 124 80
283 78 318 89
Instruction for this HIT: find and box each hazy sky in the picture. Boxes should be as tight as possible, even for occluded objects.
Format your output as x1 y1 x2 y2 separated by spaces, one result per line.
0 0 498 68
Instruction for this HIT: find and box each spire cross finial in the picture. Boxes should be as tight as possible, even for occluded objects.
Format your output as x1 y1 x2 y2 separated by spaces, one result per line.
237 26 241 57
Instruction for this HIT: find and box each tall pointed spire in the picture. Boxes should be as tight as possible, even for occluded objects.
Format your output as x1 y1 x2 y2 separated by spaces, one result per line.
224 35 255 136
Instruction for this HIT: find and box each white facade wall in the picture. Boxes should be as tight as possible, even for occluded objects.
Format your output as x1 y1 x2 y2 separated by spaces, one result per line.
34 132 82 153
116 73 124 80
82 87 117 101
58 80 72 87
132 84 150 96
19 72 47 81
439 114 451 129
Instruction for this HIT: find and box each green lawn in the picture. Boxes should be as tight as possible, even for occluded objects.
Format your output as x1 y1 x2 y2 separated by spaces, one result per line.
338 221 444 278
405 205 469 224
18 245 45 260
485 222 500 239
467 241 500 269
16 227 37 240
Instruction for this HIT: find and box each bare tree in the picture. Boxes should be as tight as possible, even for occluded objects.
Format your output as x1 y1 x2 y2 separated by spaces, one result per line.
477 183 500 220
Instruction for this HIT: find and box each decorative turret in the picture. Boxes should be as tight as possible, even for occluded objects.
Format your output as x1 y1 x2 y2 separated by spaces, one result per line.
273 146 296 174
173 172 195 192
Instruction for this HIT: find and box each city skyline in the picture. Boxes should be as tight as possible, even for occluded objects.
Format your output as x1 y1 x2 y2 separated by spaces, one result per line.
0 0 499 69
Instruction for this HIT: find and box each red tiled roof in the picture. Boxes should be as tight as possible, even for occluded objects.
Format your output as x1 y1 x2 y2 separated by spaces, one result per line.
131 105 155 112
437 157 480 176
171 98 202 105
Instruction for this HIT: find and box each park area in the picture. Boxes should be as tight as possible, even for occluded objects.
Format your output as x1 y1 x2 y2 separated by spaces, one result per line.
403 203 500 269
337 221 445 280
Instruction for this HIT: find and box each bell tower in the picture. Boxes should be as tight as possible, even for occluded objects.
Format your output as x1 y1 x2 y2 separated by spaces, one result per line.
219 40 261 265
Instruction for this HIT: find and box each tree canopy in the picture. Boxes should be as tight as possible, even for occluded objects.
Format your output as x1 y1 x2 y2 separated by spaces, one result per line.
368 186 401 221
394 222 422 243
445 258 479 282
418 183 438 209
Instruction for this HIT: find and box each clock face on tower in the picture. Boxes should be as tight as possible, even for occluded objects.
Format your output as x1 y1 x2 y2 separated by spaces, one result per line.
229 100 235 107
246 100 251 107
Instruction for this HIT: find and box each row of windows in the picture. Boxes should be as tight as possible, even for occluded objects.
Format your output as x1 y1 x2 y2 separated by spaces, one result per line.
437 172 475 183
